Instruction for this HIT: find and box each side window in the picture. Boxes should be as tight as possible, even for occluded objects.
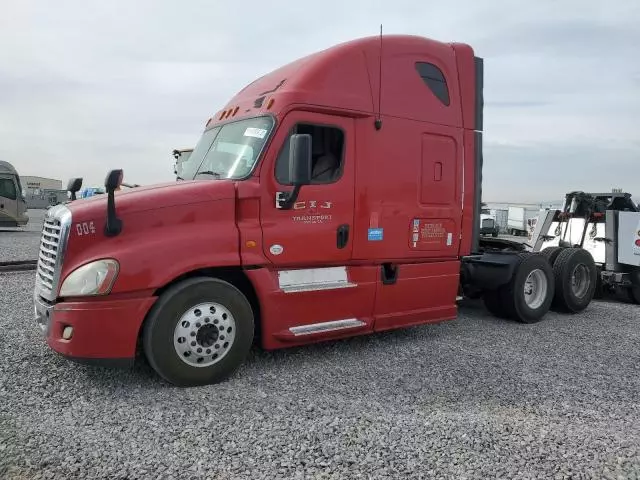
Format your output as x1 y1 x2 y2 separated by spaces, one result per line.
0 179 17 200
415 62 450 106
275 123 344 185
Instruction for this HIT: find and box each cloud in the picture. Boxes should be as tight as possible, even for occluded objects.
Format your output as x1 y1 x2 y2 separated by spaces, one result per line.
0 0 638 202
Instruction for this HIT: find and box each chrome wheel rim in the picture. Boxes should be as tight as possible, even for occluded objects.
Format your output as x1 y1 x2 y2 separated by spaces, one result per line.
173 302 236 367
571 264 590 298
524 268 548 310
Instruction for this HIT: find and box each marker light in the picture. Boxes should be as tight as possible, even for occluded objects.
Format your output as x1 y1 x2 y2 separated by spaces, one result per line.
267 98 275 109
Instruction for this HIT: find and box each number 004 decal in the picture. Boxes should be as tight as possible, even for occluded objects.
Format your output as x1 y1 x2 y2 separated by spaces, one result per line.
75 221 96 236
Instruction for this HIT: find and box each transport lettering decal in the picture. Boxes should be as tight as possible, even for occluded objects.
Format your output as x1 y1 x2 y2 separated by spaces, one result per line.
243 127 267 139
409 218 455 249
421 222 446 241
367 228 384 241
75 221 96 236
291 200 333 225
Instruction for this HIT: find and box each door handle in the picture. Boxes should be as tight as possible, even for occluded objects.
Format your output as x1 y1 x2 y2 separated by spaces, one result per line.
337 224 349 249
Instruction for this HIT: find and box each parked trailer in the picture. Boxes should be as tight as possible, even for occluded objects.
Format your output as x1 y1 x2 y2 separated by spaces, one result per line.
507 206 540 236
0 160 29 227
32 34 598 387
526 191 640 304
490 208 509 233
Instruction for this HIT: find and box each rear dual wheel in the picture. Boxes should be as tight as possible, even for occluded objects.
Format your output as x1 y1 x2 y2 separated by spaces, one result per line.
549 248 597 313
483 252 555 323
628 285 640 304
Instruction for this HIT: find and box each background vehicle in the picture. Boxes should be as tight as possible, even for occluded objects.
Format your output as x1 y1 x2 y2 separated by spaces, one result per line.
32 34 598 387
527 190 640 304
479 213 499 237
507 206 539 236
0 160 29 227
173 148 193 180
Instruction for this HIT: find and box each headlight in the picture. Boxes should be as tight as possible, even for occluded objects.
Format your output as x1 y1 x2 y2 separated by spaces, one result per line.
59 259 119 297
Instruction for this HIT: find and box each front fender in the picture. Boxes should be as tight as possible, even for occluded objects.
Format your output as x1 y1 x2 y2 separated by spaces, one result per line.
60 199 240 295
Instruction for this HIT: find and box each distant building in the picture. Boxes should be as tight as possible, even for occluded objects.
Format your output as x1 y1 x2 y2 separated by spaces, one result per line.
21 176 67 209
21 176 63 193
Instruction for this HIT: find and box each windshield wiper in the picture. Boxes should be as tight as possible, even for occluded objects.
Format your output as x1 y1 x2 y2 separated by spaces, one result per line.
196 171 223 179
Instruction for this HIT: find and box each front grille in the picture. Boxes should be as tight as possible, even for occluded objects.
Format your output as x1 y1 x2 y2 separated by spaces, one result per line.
37 217 61 291
35 204 72 301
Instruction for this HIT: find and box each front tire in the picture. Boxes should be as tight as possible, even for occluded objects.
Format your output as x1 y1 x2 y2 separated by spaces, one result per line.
142 277 255 387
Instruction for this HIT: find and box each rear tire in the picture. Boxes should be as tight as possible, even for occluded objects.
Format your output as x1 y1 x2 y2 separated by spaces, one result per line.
485 252 554 324
483 289 509 318
628 286 640 304
551 248 597 313
541 246 563 266
142 277 255 387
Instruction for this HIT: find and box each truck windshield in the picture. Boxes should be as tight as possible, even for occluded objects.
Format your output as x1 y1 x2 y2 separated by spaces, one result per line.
180 116 274 180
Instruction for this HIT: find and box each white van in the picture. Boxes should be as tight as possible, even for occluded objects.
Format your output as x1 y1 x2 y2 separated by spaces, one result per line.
0 160 29 227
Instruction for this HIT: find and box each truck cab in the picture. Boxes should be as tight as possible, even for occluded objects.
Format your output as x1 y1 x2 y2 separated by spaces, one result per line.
0 160 29 228
32 34 596 387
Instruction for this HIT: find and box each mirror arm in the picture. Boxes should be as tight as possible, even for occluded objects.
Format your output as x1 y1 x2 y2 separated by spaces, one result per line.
104 187 123 237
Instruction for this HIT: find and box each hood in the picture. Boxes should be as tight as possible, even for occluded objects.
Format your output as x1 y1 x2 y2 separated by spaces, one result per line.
67 179 236 220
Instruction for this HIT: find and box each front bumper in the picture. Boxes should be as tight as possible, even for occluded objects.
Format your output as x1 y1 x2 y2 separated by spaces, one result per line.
34 292 157 366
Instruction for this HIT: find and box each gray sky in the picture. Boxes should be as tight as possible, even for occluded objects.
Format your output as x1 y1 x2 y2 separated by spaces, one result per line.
1 0 638 203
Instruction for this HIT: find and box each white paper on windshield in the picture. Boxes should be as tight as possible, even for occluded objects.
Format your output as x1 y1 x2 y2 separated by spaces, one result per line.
243 127 267 139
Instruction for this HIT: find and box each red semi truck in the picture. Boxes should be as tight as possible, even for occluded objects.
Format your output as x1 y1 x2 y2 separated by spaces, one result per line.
33 34 597 387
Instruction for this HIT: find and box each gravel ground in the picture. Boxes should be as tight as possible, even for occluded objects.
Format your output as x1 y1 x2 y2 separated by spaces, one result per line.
1 272 639 479
0 209 45 262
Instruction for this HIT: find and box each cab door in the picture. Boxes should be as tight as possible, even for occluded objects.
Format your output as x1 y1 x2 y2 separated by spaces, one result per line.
0 175 19 227
255 112 377 343
260 111 355 265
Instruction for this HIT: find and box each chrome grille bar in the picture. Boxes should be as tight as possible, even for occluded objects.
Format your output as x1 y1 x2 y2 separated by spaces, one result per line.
34 204 72 301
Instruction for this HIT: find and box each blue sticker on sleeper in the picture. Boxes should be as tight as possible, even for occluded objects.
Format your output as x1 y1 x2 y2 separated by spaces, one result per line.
368 228 384 241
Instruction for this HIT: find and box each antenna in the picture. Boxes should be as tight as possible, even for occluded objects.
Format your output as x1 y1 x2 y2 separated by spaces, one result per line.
374 24 383 131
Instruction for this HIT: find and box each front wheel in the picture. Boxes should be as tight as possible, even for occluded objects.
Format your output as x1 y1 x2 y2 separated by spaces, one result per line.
142 277 255 387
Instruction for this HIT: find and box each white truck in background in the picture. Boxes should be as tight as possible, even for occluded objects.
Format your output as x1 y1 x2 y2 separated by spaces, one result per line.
507 206 540 236
526 190 640 304
0 160 29 228
479 213 499 237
